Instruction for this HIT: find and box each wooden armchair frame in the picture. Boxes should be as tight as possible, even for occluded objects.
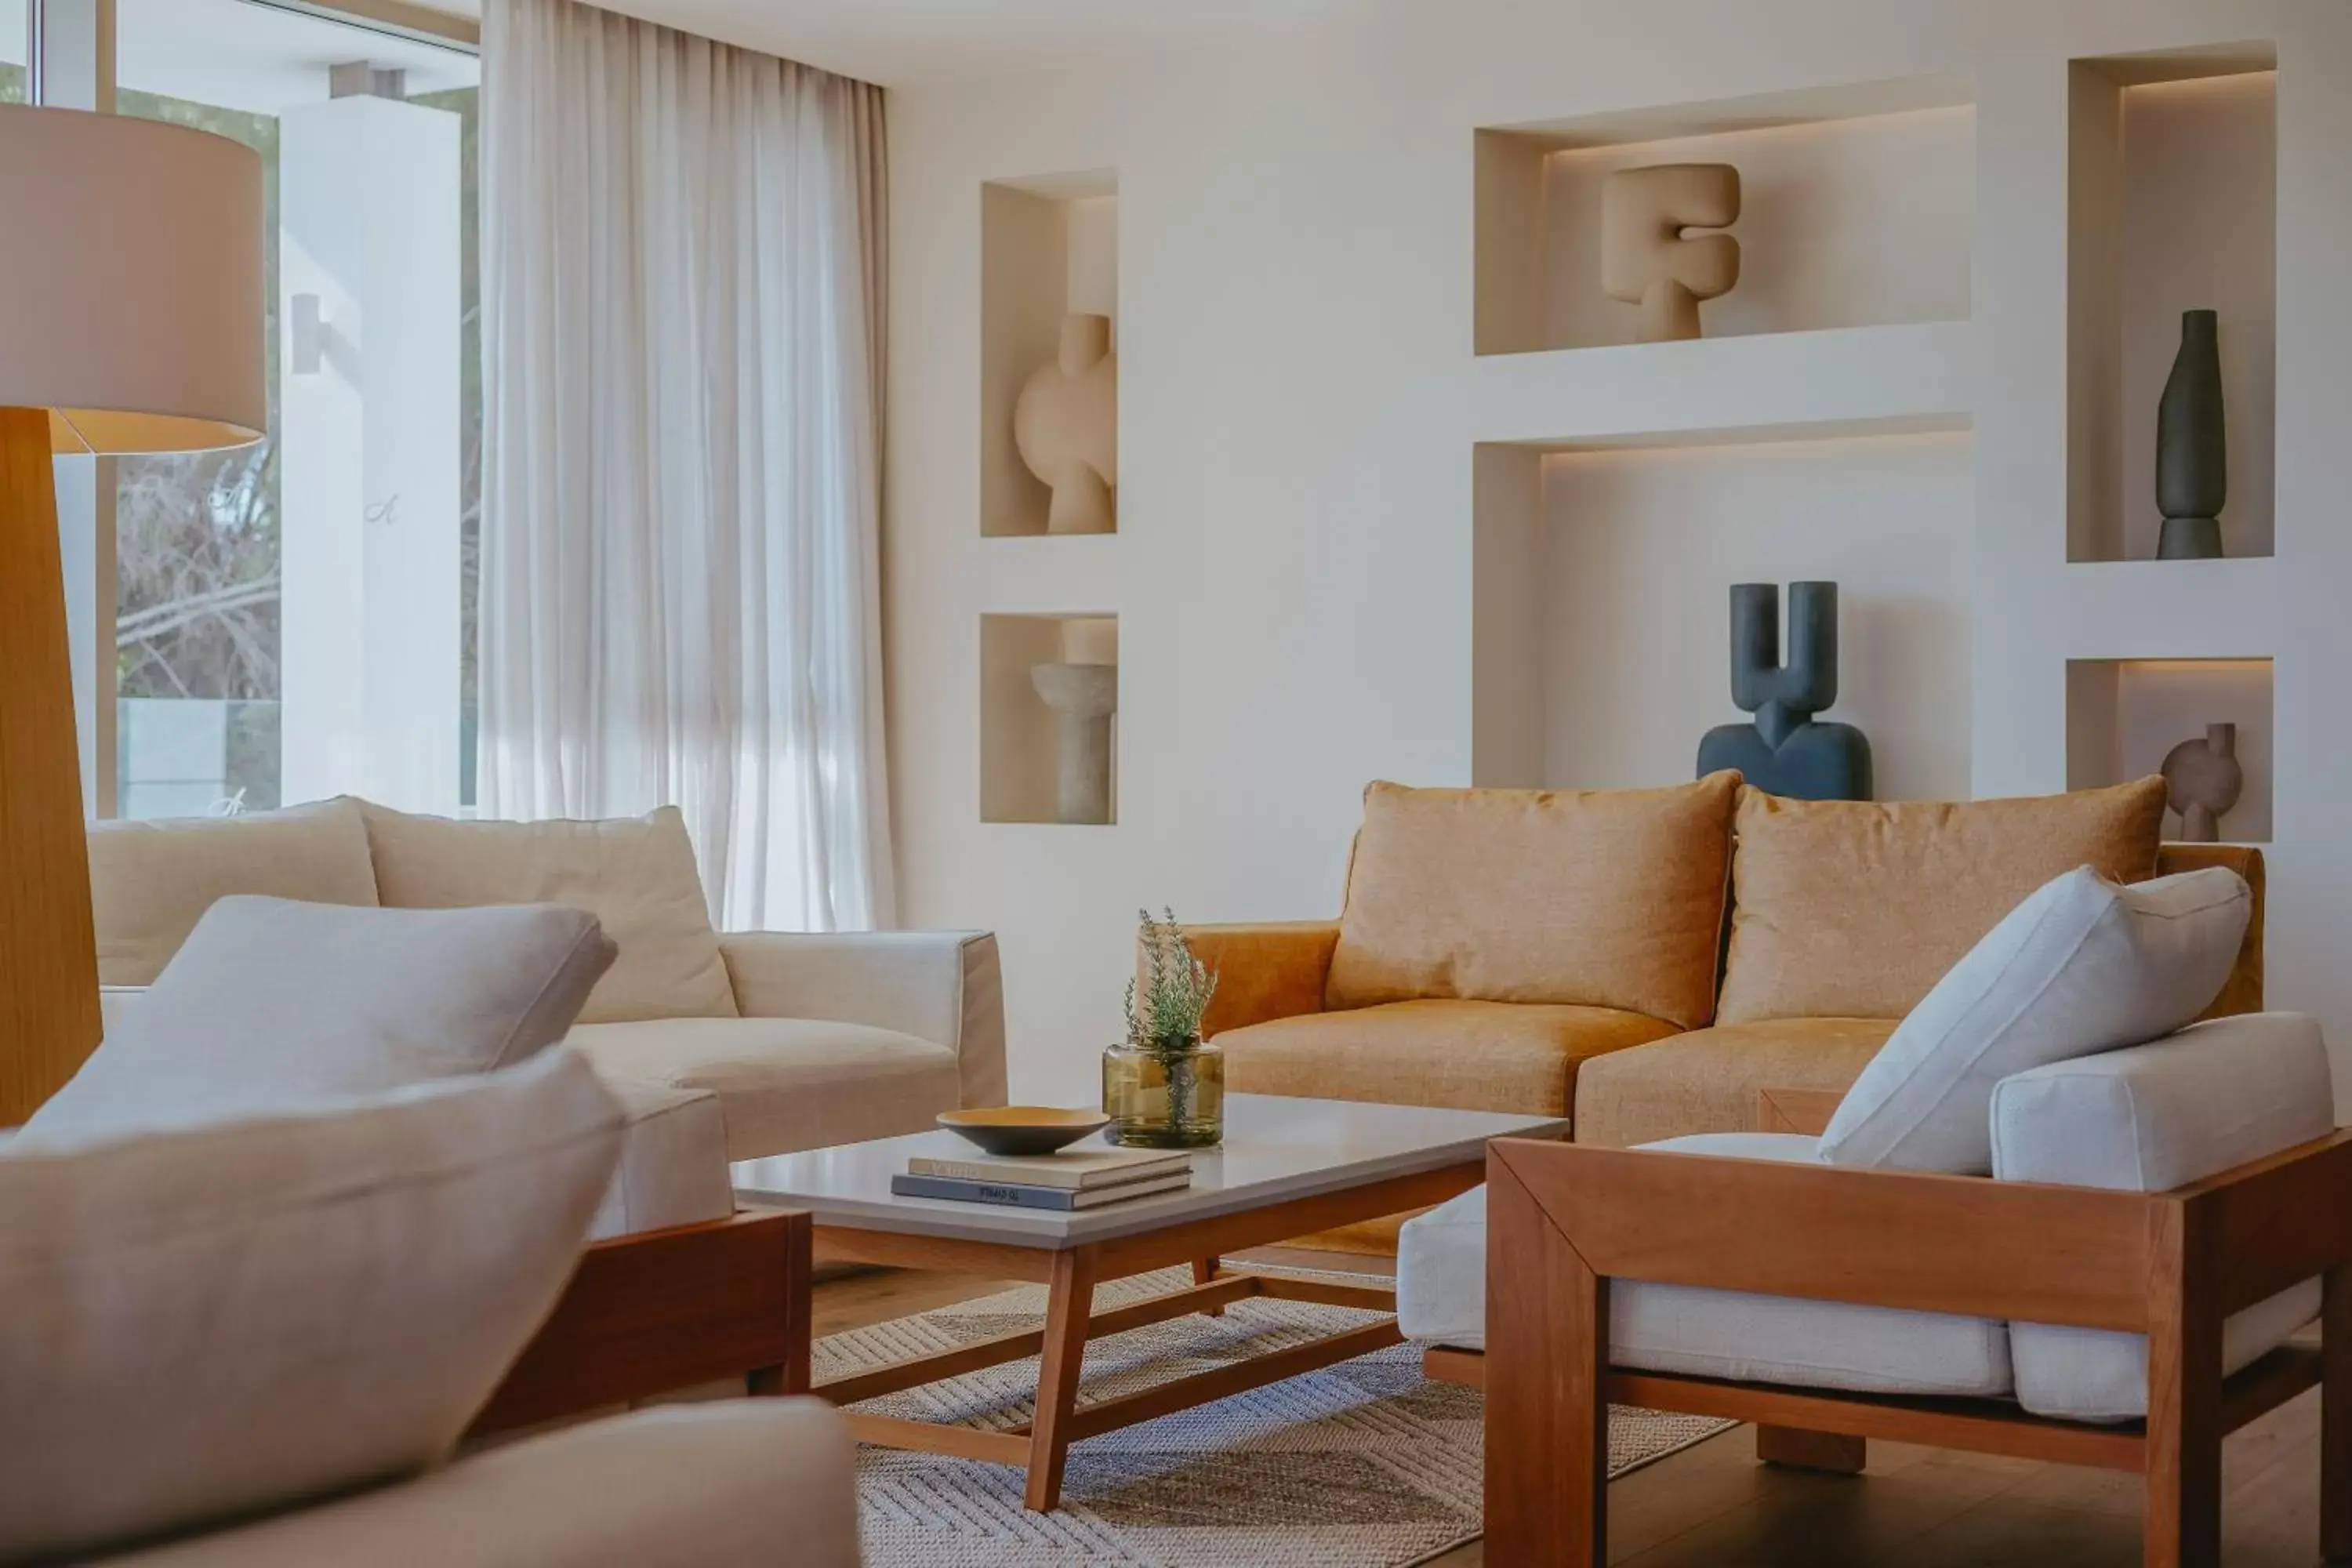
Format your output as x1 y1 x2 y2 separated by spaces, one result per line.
468 1206 812 1438
1440 1131 2352 1568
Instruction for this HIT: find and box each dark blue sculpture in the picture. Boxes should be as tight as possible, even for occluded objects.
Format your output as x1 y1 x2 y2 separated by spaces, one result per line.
1696 581 1872 801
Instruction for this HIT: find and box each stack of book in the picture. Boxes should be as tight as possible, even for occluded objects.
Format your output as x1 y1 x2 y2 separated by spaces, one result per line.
891 1146 1192 1210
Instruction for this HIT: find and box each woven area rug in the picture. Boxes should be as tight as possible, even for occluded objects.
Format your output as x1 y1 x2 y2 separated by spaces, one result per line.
822 1265 1733 1567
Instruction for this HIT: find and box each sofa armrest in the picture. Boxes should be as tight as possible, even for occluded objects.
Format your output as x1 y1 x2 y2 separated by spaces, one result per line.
2156 843 2263 1018
718 930 1006 1109
1174 921 1341 1037
107 1403 858 1567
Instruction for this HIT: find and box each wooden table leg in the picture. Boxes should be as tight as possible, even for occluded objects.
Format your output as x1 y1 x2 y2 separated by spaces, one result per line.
1025 1247 1098 1512
1194 1256 1223 1316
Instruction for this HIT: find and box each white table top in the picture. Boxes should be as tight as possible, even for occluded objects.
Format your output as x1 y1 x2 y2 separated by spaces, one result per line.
731 1092 1566 1249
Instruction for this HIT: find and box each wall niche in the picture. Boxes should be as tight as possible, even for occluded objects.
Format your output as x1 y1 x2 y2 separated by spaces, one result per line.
1475 74 1974 357
982 171 1119 536
981 614 1119 825
2067 49 2276 563
2067 657 2272 843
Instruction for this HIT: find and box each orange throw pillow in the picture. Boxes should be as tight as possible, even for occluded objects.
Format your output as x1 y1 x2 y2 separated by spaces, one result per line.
1715 777 2168 1025
1325 774 1740 1029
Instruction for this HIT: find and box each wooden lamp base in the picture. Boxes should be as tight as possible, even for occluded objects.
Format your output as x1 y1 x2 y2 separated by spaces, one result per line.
0 406 103 1125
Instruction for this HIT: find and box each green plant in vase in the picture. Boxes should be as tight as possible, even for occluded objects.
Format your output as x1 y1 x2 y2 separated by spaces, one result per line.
1102 908 1226 1148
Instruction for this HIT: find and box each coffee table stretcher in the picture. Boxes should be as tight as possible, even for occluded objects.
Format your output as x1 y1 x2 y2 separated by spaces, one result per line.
808 1160 1479 1511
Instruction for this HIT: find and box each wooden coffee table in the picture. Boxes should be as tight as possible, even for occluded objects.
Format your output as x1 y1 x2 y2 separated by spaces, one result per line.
732 1092 1565 1510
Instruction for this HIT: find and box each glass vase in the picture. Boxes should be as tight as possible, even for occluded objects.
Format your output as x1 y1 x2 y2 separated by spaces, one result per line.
1101 1036 1225 1148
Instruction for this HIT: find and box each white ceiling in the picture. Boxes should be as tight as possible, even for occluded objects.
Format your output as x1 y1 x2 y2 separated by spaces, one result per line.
426 0 1357 88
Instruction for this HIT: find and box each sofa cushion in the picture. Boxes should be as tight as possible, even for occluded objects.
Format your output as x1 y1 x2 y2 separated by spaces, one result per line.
1819 866 2250 1174
570 1017 963 1160
1325 774 1739 1029
362 803 738 1025
1571 1016 1894 1149
1994 1013 2329 1422
0 1051 622 1564
26 897 615 1143
1220 999 1682 1116
1716 778 2167 1025
1397 1141 2013 1398
86 797 381 985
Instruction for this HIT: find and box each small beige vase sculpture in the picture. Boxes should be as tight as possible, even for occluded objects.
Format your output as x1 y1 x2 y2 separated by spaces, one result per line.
1014 314 1118 534
1601 163 1742 343
1029 661 1117 824
2160 722 2243 843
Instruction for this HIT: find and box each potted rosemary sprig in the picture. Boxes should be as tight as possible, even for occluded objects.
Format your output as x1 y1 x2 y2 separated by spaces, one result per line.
1102 909 1225 1147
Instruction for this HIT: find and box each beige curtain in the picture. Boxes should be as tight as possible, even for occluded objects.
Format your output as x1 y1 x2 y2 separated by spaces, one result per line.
479 0 895 930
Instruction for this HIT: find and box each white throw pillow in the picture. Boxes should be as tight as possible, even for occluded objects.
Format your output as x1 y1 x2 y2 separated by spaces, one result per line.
25 895 615 1143
361 803 739 1025
0 1050 622 1563
1817 865 2249 1173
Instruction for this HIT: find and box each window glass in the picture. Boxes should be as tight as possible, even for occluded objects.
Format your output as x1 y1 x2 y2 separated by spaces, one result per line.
114 0 479 817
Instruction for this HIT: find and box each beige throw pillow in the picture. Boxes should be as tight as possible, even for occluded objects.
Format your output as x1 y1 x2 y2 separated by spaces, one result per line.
85 797 381 985
1715 778 2167 1025
362 804 739 1024
24 896 616 1143
0 1050 622 1564
1324 774 1740 1029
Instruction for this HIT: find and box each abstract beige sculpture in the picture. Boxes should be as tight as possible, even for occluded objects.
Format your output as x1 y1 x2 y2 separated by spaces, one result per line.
1601 163 1741 343
1014 313 1117 534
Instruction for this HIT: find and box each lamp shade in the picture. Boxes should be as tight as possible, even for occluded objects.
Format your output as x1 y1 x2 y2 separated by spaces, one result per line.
0 103 265 455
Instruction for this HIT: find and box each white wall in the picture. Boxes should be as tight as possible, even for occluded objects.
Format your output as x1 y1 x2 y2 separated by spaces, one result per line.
1538 433 1975 800
884 0 2352 1105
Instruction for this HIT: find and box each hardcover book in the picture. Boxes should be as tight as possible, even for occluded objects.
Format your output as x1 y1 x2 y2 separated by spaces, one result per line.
890 1170 1193 1210
906 1146 1190 1190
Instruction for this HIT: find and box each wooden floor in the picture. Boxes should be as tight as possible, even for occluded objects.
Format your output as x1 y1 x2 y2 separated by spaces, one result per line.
814 1256 2332 1566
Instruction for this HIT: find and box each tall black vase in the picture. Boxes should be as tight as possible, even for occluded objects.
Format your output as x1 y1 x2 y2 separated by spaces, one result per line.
2155 309 2226 560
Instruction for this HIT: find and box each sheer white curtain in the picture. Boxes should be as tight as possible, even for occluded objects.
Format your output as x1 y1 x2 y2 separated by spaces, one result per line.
479 0 895 931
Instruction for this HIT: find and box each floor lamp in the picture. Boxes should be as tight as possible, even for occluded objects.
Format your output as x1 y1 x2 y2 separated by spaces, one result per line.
0 105 264 1123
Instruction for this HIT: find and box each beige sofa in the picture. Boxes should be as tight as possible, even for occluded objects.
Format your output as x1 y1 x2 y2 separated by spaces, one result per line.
82 797 1006 1236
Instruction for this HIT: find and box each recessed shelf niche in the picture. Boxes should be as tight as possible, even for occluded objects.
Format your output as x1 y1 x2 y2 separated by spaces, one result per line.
2066 657 2272 842
2066 48 2276 562
1475 74 1974 358
1472 428 1976 801
982 171 1118 536
981 613 1119 825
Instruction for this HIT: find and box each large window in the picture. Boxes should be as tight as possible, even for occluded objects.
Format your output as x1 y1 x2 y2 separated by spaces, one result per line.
108 0 480 817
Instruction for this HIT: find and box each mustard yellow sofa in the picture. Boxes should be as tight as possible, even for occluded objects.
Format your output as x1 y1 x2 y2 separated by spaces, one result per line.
1185 774 2264 1160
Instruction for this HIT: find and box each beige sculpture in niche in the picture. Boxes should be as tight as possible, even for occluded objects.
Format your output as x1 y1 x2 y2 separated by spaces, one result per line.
1014 313 1118 534
1601 163 1742 343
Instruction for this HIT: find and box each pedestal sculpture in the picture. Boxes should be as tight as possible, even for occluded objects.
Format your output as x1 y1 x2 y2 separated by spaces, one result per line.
1601 163 1741 343
2161 723 2242 842
1696 582 1872 801
1014 314 1118 534
2156 309 2227 560
1029 662 1117 824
